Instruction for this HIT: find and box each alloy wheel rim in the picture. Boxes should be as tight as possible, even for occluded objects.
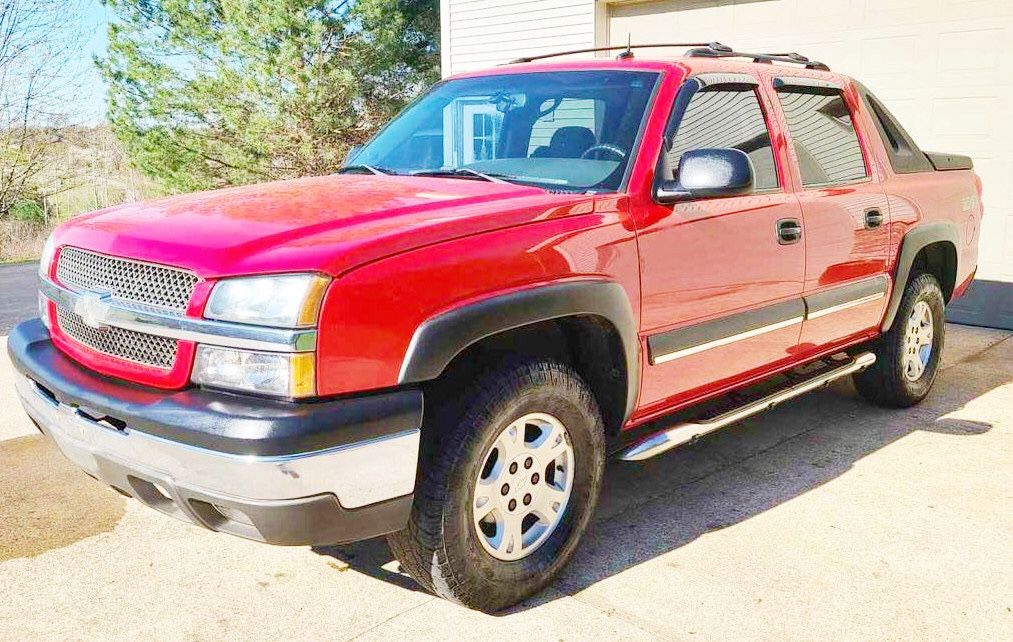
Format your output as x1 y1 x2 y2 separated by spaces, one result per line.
472 412 575 561
903 300 934 381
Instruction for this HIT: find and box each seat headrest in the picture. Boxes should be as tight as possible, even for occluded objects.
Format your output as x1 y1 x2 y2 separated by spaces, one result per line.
548 126 596 158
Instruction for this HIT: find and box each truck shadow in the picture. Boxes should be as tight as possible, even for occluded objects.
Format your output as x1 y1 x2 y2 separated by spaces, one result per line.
313 338 1008 609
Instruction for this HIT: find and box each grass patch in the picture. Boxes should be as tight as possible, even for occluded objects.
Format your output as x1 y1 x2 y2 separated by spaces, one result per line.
0 220 54 263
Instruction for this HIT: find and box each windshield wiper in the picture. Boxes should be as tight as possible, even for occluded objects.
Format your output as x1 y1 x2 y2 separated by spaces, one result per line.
411 168 511 183
337 164 399 176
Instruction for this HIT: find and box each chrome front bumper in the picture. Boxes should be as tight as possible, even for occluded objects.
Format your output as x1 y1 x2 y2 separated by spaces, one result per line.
10 319 421 545
16 371 419 508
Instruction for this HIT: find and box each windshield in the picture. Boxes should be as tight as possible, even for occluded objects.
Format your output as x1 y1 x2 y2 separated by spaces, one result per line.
351 70 660 192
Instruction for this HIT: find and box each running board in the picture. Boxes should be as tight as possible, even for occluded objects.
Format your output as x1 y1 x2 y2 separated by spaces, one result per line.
620 352 876 461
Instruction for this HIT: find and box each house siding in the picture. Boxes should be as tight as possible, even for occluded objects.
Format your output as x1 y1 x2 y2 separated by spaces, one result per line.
440 0 597 76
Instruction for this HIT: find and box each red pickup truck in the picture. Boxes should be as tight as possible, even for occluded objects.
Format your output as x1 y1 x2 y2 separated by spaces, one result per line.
10 44 981 611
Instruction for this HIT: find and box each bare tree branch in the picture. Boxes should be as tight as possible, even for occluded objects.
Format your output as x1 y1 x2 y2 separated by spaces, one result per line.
0 0 88 216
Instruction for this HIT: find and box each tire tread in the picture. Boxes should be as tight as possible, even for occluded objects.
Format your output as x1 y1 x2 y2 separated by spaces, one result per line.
387 357 602 611
853 272 944 408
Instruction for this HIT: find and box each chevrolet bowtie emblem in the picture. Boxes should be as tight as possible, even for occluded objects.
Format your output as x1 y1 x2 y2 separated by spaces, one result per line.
73 292 113 330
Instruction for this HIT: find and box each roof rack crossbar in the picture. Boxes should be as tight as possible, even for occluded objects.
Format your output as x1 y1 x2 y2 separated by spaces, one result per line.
508 42 730 64
686 45 830 71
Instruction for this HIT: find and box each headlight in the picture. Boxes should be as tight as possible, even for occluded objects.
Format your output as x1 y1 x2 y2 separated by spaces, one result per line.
192 345 315 398
38 233 57 277
205 274 329 328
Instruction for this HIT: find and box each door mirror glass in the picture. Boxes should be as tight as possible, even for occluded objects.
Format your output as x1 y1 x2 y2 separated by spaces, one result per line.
655 148 755 204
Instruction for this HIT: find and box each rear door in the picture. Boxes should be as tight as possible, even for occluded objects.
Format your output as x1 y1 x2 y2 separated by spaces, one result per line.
635 73 806 417
770 77 891 353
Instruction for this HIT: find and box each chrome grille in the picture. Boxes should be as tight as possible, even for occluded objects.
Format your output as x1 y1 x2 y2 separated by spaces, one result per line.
56 305 179 369
56 247 198 312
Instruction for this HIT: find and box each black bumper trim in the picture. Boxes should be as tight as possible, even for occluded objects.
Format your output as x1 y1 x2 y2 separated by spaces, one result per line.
8 319 423 457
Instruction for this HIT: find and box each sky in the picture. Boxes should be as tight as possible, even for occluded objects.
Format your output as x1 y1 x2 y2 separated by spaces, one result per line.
73 0 112 123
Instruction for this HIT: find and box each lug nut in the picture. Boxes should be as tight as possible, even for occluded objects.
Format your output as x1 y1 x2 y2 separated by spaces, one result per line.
501 484 510 496
509 462 518 474
523 494 532 506
531 473 540 484
508 499 517 511
524 457 533 469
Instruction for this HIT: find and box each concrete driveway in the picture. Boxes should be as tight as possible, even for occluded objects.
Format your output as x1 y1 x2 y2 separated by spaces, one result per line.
1 323 1010 641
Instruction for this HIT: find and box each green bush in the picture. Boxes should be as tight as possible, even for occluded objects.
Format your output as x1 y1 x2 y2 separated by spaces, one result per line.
8 200 45 222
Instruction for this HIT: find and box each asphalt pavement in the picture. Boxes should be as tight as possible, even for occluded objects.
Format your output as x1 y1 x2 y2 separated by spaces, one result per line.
0 261 38 335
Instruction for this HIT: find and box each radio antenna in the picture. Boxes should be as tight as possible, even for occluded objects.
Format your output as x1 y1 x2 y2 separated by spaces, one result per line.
616 33 634 60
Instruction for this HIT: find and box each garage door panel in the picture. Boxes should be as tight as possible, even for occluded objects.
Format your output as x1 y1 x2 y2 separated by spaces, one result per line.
937 28 1003 71
869 0 921 12
796 0 850 22
858 34 921 74
937 0 1013 22
729 1 792 27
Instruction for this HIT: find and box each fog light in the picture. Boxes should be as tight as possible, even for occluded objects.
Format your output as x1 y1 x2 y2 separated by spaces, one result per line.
192 345 315 398
38 293 52 330
213 504 253 526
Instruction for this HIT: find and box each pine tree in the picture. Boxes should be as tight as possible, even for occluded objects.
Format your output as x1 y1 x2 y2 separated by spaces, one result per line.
98 0 439 192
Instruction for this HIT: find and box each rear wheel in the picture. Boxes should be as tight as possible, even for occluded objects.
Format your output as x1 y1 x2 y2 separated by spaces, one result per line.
387 358 605 612
853 273 945 407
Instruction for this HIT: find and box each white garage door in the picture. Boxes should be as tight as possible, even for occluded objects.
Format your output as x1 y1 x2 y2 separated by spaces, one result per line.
607 0 1013 322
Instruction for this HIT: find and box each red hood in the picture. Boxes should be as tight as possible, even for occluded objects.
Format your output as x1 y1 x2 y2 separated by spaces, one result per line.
54 174 595 278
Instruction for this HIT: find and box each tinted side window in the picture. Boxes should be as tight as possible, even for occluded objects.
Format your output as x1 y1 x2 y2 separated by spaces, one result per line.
776 90 868 186
664 89 778 191
859 86 934 174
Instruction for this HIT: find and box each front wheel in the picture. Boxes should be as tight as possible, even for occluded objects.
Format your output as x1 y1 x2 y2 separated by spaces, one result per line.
387 358 605 612
853 272 945 407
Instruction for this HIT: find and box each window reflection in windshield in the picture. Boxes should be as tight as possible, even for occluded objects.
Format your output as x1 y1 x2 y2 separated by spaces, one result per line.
352 70 660 192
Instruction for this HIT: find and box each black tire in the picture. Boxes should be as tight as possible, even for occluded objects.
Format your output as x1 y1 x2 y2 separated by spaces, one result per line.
387 358 605 612
853 272 945 407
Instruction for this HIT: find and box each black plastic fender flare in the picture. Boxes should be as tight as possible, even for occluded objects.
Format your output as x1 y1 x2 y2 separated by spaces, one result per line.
397 280 640 422
882 221 960 332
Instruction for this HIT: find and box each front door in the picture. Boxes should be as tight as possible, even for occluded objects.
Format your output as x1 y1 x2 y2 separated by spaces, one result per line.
635 76 806 418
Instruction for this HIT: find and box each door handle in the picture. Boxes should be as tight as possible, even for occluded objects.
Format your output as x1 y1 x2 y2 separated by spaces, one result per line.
864 208 884 229
777 218 802 245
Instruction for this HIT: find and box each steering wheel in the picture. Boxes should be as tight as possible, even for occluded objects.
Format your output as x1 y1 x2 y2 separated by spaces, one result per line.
580 144 627 160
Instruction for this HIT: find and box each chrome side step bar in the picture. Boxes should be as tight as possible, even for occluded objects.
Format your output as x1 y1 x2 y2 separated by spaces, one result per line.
620 352 876 461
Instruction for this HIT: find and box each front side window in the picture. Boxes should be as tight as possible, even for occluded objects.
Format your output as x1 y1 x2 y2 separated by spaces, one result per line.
352 71 660 192
776 90 869 187
662 88 779 191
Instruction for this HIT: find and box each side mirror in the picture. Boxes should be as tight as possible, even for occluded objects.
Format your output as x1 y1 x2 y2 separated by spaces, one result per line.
654 148 755 204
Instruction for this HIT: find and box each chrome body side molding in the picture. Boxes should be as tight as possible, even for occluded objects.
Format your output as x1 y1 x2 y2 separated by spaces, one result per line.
807 292 885 319
648 299 805 365
652 316 804 364
647 276 889 365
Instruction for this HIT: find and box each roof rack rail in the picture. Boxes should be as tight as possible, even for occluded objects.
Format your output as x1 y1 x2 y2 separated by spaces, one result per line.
685 45 830 71
508 42 731 64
